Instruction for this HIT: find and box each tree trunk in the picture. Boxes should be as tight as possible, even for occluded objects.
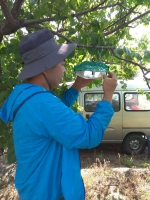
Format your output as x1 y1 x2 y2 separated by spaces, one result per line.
0 60 2 83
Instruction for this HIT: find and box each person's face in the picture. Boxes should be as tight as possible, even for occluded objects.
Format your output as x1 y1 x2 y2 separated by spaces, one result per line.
44 60 66 88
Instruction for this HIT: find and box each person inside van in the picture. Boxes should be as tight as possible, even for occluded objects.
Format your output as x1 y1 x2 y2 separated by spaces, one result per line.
0 29 117 200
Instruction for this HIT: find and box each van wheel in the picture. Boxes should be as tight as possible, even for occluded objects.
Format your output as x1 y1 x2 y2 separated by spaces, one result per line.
122 134 146 154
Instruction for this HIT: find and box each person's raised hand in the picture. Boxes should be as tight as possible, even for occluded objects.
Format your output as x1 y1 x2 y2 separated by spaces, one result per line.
71 76 93 91
102 72 118 103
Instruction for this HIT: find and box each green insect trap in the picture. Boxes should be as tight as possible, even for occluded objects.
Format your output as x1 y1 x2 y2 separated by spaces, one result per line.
74 61 109 79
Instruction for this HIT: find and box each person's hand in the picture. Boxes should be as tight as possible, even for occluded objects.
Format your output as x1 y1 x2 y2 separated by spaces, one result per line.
102 72 118 103
71 76 93 91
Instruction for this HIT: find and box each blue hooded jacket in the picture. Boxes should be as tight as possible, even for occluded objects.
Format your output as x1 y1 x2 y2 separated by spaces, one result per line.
0 83 114 200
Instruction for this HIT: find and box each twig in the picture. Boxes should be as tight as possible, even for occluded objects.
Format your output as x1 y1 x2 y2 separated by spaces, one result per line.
51 30 74 43
11 0 24 20
111 48 150 88
22 2 123 26
105 10 150 36
104 5 138 31
73 2 123 17
111 48 147 71
0 0 14 23
77 44 115 50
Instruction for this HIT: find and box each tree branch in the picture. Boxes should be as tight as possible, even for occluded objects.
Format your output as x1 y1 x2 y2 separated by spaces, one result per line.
140 68 150 89
22 24 117 48
73 2 123 17
22 2 148 39
105 10 150 36
11 0 24 20
110 48 150 88
23 18 55 26
52 30 74 43
37 0 40 9
77 44 115 50
25 24 81 43
111 48 147 71
22 2 123 26
0 0 15 23
0 33 3 43
0 0 23 35
25 26 117 49
73 0 108 16
104 5 138 31
0 59 2 82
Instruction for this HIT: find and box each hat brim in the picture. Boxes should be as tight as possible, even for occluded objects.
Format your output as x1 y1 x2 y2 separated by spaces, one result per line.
18 43 77 80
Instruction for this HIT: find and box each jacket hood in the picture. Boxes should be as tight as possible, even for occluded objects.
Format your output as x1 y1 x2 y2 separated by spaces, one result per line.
0 84 46 123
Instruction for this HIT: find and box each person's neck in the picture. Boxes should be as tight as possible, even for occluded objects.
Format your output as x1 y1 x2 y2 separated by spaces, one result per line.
26 74 49 90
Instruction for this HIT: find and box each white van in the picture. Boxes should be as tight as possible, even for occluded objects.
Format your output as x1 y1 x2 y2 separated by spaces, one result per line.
78 80 150 154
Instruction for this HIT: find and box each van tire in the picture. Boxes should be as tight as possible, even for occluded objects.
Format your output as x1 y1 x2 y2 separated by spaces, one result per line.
122 134 146 154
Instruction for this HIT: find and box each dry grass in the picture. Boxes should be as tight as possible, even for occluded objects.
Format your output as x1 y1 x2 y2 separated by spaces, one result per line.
80 144 150 200
82 161 150 200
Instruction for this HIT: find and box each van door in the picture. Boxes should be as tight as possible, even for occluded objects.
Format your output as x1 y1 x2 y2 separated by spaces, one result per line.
123 92 150 136
81 91 123 142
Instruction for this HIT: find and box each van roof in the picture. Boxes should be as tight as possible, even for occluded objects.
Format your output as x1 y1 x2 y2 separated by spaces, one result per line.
81 79 150 91
116 79 149 90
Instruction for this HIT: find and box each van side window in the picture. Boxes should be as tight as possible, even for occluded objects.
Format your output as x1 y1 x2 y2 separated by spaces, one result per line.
124 93 150 111
84 93 120 112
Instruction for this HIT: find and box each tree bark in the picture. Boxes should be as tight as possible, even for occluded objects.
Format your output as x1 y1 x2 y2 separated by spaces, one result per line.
0 59 2 83
11 0 24 20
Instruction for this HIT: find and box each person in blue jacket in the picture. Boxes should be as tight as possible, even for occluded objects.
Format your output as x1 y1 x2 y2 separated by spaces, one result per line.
0 29 117 200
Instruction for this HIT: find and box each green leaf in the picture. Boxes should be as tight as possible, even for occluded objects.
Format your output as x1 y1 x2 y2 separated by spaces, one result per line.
0 91 8 106
7 133 16 164
87 48 98 56
115 48 124 56
98 37 104 46
8 1 13 8
25 12 34 19
93 79 102 87
91 20 100 29
77 0 80 5
134 52 142 61
123 47 132 60
69 28 76 35
121 82 127 90
67 50 76 59
10 69 19 77
100 49 108 57
87 81 94 89
29 0 37 4
91 34 98 45
123 47 131 56
143 51 150 62
69 0 76 10
2 71 10 79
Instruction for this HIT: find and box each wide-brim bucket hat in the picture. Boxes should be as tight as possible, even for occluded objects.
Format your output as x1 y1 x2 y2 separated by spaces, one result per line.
18 29 77 80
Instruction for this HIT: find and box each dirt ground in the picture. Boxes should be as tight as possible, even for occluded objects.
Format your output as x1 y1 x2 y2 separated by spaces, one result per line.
79 143 150 168
0 144 150 200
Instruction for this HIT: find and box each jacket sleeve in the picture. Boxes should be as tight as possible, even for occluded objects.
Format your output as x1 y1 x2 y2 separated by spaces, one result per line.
36 94 114 149
61 87 79 107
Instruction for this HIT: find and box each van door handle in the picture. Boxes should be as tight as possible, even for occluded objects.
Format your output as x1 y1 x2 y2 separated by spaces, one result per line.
86 114 90 119
106 128 115 131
